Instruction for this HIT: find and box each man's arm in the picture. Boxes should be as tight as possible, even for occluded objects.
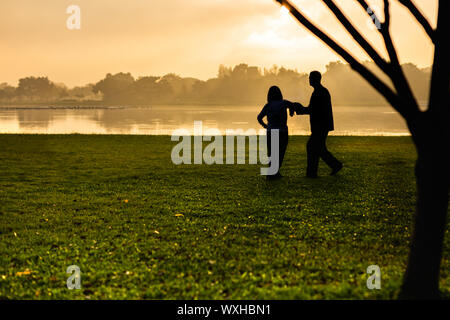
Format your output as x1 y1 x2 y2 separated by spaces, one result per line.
299 92 316 115
284 100 307 116
294 102 309 115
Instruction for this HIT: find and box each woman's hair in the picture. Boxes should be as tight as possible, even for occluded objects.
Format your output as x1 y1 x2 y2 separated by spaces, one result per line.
267 86 283 102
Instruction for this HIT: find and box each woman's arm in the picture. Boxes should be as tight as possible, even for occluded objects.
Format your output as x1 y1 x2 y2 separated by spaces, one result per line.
257 105 268 128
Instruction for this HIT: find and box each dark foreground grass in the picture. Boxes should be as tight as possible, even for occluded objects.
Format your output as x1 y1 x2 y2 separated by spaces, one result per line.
0 134 448 299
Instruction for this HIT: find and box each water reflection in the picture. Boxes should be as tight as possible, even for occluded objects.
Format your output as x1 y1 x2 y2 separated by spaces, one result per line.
0 105 409 135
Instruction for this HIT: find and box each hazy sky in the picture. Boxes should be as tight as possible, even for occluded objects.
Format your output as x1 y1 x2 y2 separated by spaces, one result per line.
0 0 437 87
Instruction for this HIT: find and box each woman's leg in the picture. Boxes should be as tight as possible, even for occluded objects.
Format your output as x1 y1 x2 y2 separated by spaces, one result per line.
278 131 289 173
266 129 276 176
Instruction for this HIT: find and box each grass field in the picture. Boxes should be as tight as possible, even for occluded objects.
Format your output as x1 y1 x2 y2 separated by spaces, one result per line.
0 134 448 299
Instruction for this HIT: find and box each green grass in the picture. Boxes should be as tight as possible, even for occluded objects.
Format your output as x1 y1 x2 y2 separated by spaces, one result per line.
0 134 448 299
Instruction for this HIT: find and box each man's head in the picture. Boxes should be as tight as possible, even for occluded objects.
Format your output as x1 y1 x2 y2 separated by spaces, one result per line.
309 71 322 88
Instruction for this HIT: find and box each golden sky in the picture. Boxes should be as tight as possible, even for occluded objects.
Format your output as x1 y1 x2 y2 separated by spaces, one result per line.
0 0 438 87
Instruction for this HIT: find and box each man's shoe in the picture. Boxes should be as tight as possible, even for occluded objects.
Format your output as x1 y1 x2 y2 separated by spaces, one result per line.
330 163 343 176
306 173 318 178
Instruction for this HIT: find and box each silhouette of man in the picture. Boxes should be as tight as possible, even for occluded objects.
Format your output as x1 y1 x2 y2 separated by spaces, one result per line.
296 71 343 178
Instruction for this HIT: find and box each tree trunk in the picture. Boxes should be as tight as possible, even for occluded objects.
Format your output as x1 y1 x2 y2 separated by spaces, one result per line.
400 0 449 298
399 113 449 299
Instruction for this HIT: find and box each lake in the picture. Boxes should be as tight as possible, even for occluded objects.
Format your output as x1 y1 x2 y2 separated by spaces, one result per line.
0 105 409 135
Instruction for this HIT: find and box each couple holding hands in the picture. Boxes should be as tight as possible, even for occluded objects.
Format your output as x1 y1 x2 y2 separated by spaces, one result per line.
257 71 343 180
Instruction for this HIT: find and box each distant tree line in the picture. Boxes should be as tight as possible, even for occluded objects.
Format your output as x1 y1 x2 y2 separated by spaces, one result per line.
0 77 100 104
0 62 430 106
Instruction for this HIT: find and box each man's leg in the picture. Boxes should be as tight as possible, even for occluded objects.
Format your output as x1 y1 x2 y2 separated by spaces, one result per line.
318 131 342 173
306 134 319 177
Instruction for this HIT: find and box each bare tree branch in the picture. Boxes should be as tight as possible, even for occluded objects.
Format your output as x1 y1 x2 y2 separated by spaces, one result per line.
428 0 449 115
356 0 383 32
398 0 436 43
274 0 413 117
356 0 399 66
381 1 400 70
321 0 391 75
357 0 418 109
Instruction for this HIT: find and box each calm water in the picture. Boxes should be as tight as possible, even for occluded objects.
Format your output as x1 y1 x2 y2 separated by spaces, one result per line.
0 105 409 135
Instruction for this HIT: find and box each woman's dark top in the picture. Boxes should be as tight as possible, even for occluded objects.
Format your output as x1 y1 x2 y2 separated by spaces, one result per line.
257 100 298 131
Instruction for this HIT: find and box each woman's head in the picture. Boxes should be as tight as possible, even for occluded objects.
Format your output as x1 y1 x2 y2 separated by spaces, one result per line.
267 86 283 103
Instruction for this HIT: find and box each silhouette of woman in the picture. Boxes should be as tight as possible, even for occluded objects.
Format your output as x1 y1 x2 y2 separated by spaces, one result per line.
257 86 302 180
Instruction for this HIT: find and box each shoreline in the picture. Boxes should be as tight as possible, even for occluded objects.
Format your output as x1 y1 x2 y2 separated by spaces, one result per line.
0 104 394 110
0 133 411 137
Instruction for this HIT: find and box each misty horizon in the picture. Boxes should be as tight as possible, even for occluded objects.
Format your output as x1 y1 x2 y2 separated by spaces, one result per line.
0 59 432 89
0 61 431 107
